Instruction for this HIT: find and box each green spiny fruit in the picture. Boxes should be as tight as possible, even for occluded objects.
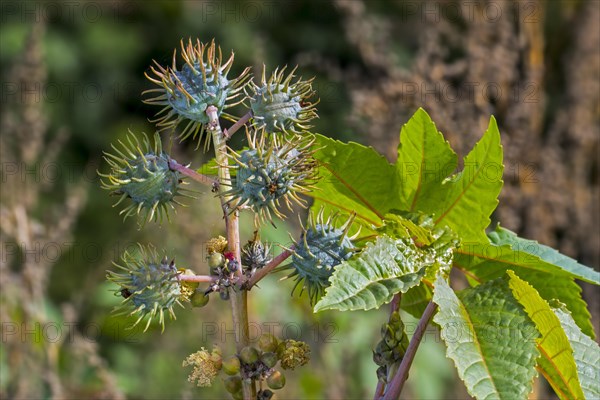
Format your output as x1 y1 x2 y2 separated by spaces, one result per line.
107 244 182 332
249 65 318 133
144 39 251 150
223 130 317 225
286 208 358 304
99 131 192 225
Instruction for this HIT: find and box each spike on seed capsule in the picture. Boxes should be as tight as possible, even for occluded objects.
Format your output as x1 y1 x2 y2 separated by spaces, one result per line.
144 39 251 151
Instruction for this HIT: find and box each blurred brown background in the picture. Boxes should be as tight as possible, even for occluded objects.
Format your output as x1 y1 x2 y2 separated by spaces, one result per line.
1 0 598 399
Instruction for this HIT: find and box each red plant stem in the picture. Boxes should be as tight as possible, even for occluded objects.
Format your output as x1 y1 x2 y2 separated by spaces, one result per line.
246 248 294 288
206 106 254 400
223 111 253 139
382 301 438 400
168 159 217 187
178 274 216 283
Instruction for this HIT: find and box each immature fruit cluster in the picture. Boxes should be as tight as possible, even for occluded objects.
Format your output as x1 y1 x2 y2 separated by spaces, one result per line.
144 39 251 149
287 208 358 304
373 311 408 383
107 244 182 332
224 130 318 225
249 65 318 134
203 236 238 301
99 132 190 224
220 334 298 398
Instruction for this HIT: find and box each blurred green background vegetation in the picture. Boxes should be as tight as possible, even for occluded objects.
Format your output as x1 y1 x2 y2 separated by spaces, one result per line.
1 0 598 399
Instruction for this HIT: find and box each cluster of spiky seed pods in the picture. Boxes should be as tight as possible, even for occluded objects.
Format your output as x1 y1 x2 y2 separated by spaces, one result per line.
101 38 361 399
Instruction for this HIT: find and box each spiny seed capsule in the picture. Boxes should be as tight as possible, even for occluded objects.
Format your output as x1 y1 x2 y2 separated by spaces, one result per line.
249 65 318 134
144 39 251 150
107 244 182 332
285 208 359 305
223 129 318 226
99 131 192 225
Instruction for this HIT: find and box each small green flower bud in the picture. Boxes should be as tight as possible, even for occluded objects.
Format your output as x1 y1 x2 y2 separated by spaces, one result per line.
223 376 242 394
190 289 210 308
260 352 278 369
266 370 286 390
208 252 225 269
239 346 260 365
258 389 274 400
258 333 279 353
222 355 241 375
231 390 244 400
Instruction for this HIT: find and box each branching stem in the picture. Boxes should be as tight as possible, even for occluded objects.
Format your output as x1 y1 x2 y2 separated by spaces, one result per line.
168 159 217 186
178 274 216 283
223 110 252 139
246 248 294 288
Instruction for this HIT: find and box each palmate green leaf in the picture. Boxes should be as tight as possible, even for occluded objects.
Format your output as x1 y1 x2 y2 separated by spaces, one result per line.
433 276 540 400
553 305 600 399
313 229 456 312
430 117 503 243
310 135 397 230
490 226 600 285
507 271 585 400
396 108 458 213
454 229 596 338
